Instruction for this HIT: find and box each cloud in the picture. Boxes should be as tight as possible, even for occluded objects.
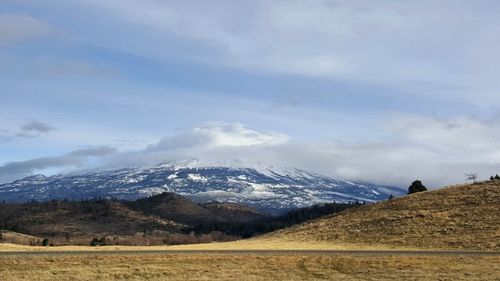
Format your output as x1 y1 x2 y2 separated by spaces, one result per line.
0 121 56 140
2 119 500 187
78 0 500 105
0 14 52 46
103 118 500 188
147 122 289 152
105 122 290 167
0 146 117 183
16 121 56 138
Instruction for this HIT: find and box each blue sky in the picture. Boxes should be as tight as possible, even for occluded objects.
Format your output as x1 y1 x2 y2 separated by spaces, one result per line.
1 1 500 186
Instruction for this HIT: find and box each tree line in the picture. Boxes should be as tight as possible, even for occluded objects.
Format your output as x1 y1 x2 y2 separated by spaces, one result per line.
185 201 363 238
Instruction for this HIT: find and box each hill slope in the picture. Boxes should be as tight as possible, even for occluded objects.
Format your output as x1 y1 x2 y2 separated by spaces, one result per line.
0 192 270 246
0 200 181 237
126 193 225 225
266 181 500 250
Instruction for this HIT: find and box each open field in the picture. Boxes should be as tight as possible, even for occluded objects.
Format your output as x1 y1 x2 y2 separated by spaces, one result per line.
1 241 499 281
0 240 415 252
1 252 499 281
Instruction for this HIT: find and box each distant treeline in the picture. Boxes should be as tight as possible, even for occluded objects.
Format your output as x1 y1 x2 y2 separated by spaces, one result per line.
185 201 364 238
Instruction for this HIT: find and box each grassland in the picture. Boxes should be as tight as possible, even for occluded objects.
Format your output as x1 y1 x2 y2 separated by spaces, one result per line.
0 240 413 252
266 181 500 250
0 253 498 281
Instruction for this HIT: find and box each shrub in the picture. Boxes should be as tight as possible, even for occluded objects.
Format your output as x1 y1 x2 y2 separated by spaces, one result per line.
90 236 106 246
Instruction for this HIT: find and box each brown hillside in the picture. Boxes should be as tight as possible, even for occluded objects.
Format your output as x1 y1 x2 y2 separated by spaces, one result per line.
0 200 181 237
126 193 224 225
266 181 500 250
0 230 41 245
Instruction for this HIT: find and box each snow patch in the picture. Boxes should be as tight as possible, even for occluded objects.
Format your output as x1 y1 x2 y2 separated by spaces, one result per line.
187 174 208 182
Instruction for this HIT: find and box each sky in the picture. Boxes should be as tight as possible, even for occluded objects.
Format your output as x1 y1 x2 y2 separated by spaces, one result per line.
1 0 500 187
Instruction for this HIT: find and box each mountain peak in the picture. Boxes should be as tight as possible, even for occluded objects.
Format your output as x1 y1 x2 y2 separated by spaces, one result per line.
22 174 48 181
0 162 405 212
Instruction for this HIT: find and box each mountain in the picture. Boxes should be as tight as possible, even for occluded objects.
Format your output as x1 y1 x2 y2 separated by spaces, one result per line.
264 180 500 250
0 160 404 212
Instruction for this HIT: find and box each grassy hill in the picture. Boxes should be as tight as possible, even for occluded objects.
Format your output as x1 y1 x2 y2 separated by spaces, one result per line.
0 199 181 237
265 181 500 250
126 193 224 225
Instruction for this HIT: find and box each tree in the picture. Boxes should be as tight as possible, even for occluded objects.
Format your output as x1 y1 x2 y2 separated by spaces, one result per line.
495 174 500 180
408 180 427 194
490 176 495 181
42 238 50 246
388 194 394 200
465 173 478 183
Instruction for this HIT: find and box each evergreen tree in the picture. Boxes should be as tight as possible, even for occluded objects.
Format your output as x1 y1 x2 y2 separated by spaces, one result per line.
42 238 50 246
408 180 427 194
495 174 500 180
388 194 394 200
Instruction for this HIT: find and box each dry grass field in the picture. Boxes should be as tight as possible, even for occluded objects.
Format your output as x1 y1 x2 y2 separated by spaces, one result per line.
0 253 498 281
0 240 409 252
267 181 500 250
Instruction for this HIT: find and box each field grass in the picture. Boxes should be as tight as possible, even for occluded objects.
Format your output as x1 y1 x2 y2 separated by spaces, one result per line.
0 252 498 281
0 239 427 252
1 241 499 280
267 181 500 250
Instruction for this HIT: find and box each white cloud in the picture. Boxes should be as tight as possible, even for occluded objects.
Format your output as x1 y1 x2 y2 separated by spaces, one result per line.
0 14 52 46
147 122 288 151
77 0 500 105
0 146 117 183
103 118 500 188
3 119 500 187
178 122 286 148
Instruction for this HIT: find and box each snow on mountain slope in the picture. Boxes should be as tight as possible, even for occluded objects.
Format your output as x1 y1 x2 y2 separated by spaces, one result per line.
0 161 405 212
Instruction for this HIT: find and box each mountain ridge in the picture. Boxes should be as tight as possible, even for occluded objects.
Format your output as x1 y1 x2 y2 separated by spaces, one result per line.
0 161 404 212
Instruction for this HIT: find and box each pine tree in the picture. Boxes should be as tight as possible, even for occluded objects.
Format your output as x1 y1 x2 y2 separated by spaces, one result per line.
408 180 427 194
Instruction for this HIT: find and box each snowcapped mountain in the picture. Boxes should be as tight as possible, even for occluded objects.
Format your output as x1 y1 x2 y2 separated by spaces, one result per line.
0 161 405 212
